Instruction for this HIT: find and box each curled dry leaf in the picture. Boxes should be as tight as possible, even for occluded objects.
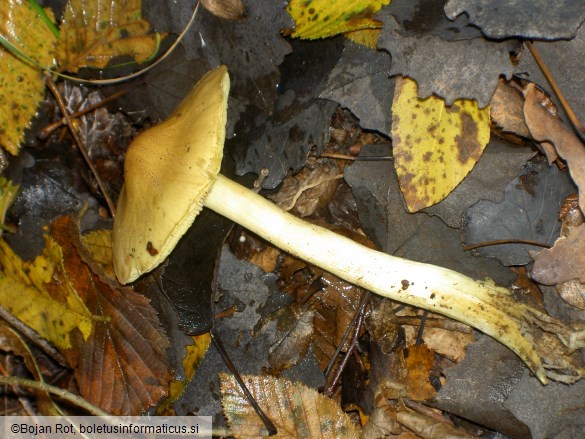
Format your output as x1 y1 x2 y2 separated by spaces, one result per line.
219 373 361 438
201 0 245 20
523 83 585 214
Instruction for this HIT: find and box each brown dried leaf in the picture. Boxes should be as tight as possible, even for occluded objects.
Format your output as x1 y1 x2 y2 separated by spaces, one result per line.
396 409 476 439
201 0 245 20
269 156 344 217
523 83 585 214
404 343 437 401
52 216 171 415
490 79 530 138
531 224 585 285
219 373 361 438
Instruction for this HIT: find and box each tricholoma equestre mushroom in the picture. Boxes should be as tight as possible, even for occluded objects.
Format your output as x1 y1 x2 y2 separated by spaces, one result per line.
113 65 585 384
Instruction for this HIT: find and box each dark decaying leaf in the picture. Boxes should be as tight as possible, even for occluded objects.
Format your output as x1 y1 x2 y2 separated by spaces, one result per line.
150 0 291 114
445 0 585 40
504 371 585 439
320 39 393 135
377 10 517 107
235 95 337 189
52 216 171 415
463 156 575 266
434 336 531 438
234 37 342 189
160 210 232 335
174 247 324 426
219 373 361 438
386 0 483 41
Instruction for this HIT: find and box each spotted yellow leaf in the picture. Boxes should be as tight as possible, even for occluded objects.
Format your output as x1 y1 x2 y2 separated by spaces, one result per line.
286 0 390 40
0 0 57 155
392 76 490 212
0 238 93 349
58 0 161 73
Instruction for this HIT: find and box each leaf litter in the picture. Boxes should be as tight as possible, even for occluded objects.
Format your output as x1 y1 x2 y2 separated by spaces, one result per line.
4 0 585 437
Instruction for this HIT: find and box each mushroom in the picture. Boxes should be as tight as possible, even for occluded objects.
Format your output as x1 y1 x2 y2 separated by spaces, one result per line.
113 66 585 384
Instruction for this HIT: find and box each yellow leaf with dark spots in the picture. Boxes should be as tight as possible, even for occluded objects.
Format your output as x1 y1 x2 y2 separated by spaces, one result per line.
0 0 57 155
286 0 390 40
58 0 162 72
392 76 490 212
0 238 93 349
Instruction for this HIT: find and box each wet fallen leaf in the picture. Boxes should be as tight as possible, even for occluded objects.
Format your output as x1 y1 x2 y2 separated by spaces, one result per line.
392 76 491 212
0 0 57 155
286 0 390 40
52 216 171 415
58 0 162 72
464 156 574 266
219 373 361 438
523 83 585 214
0 238 93 350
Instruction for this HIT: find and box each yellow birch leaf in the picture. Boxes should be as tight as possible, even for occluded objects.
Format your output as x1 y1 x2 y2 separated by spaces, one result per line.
0 1 57 155
0 238 93 349
220 373 361 438
286 0 390 40
58 0 162 73
391 76 490 212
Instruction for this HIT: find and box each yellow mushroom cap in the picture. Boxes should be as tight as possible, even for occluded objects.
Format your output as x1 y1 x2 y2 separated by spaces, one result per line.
113 66 230 284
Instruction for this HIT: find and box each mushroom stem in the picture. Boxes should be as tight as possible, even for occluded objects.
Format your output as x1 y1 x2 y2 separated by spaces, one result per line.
205 174 585 385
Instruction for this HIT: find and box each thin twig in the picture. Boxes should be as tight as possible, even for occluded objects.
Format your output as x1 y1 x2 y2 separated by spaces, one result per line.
316 152 393 161
0 305 68 366
210 330 277 436
39 86 134 140
0 375 109 417
45 77 116 218
526 41 585 143
323 291 370 397
463 238 551 251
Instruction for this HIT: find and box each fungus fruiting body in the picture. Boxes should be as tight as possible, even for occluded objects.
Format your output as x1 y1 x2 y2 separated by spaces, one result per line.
113 66 585 384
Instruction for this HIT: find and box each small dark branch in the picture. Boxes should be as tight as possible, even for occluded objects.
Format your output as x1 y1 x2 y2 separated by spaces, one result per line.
323 291 370 397
210 330 277 436
45 77 117 218
463 238 551 251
